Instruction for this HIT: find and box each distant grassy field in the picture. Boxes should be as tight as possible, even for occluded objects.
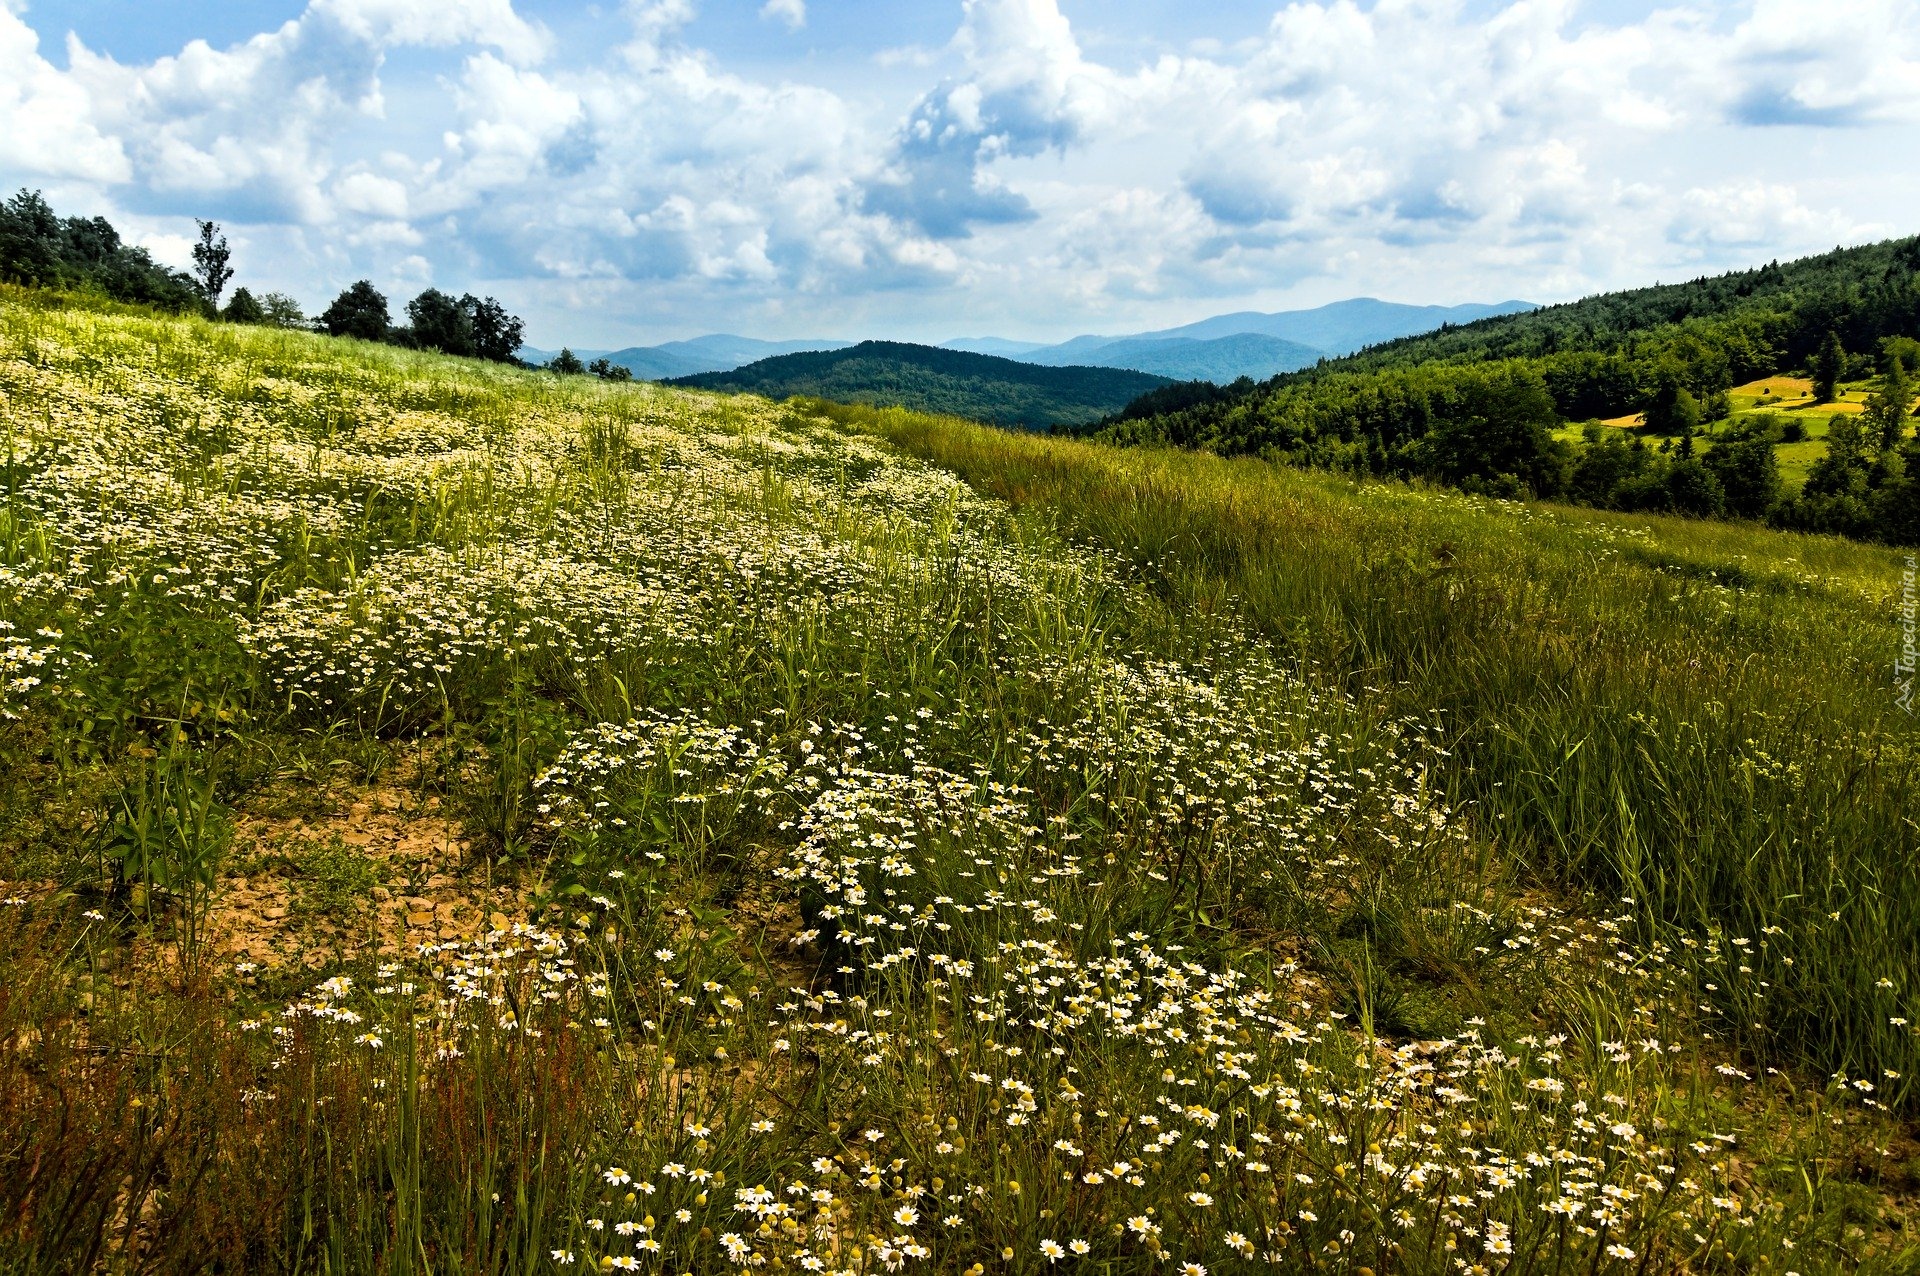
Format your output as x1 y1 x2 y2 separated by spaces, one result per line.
1728 375 1868 419
1565 373 1911 495
4 293 1920 1271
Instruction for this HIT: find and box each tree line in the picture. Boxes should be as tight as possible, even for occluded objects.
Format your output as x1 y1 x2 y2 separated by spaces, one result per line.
1 189 530 367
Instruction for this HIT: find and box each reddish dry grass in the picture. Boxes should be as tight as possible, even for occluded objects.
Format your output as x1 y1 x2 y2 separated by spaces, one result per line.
0 906 619 1272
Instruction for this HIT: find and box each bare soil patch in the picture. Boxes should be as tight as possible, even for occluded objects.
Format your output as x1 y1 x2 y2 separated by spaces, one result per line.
213 765 529 972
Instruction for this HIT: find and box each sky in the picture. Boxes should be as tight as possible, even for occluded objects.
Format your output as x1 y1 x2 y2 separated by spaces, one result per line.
2 0 1917 349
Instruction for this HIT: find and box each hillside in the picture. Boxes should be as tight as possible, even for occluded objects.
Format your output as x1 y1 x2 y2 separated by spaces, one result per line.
1098 235 1920 544
2 291 1919 1268
1333 240 1920 371
669 339 1170 429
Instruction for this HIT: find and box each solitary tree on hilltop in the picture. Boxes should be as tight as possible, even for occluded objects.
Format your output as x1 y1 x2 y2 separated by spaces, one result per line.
1811 331 1845 404
548 348 585 375
320 281 390 341
191 220 234 308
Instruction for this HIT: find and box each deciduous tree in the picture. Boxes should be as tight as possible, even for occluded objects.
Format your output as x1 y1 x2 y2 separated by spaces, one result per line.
320 281 390 341
191 220 234 308
1866 359 1912 450
466 295 525 364
223 287 265 324
259 292 307 329
406 288 474 357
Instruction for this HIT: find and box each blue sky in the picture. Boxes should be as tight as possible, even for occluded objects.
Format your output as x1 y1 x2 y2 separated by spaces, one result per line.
3 0 1916 348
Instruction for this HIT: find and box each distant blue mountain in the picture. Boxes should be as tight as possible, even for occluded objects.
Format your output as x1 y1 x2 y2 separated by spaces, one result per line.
1135 298 1537 356
1020 333 1325 382
647 335 853 369
941 299 1535 383
943 337 1052 358
600 347 715 380
535 299 1537 387
527 335 850 379
521 346 613 366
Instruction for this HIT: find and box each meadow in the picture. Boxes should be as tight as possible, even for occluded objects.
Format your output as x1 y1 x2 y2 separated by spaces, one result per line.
2 291 1919 1273
1561 373 1905 495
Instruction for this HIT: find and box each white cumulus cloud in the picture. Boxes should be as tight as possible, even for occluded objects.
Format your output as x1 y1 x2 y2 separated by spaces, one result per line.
759 0 806 32
0 0 1914 344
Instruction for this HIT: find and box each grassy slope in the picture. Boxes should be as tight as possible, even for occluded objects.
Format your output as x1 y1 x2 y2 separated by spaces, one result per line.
1 292 1917 1271
832 401 1920 1088
669 340 1170 430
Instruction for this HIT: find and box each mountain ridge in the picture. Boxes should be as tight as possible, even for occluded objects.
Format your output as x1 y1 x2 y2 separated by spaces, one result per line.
1017 332 1326 381
532 297 1538 383
667 340 1170 431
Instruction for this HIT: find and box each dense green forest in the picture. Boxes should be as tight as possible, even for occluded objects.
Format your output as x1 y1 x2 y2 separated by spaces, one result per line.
1097 236 1920 544
671 339 1169 430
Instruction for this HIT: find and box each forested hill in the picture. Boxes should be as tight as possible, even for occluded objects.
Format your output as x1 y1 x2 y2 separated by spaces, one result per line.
669 340 1170 430
1088 235 1920 546
1333 236 1920 373
1100 235 1920 444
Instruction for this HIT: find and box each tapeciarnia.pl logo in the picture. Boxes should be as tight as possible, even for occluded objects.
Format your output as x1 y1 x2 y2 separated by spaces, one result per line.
1899 555 1917 715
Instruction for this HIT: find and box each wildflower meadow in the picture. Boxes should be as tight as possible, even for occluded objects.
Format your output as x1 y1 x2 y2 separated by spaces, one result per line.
1 288 1916 1272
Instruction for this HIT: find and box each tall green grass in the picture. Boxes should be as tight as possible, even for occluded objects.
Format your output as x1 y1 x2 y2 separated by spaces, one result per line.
827 399 1920 1095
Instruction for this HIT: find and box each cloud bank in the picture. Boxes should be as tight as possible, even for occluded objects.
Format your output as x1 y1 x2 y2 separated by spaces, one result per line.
1 0 1915 344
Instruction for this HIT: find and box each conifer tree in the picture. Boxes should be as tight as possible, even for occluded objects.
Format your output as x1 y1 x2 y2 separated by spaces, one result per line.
1811 331 1845 404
